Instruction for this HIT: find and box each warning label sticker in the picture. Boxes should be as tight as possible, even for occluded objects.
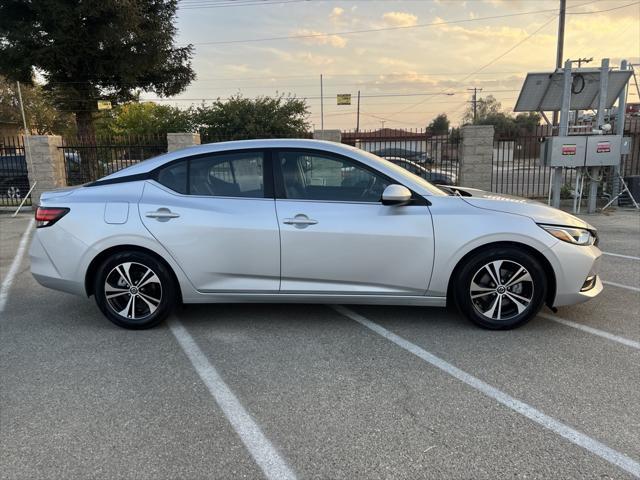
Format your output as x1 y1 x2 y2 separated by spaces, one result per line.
596 141 611 153
561 145 577 155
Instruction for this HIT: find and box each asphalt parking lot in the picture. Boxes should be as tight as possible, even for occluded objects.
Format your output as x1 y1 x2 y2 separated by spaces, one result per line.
1 209 639 479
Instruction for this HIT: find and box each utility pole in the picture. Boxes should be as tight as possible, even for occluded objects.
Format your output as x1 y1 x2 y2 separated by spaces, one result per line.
576 57 593 68
320 74 324 134
380 120 386 129
356 90 361 133
13 81 36 216
467 87 482 123
552 0 566 126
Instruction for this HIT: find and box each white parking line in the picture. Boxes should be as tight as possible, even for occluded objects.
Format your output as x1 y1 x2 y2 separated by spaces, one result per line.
538 312 640 350
0 218 35 313
603 281 640 293
168 317 297 480
603 252 640 261
332 305 640 479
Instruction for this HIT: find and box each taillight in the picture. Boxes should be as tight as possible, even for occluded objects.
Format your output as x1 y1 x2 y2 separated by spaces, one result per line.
35 207 70 228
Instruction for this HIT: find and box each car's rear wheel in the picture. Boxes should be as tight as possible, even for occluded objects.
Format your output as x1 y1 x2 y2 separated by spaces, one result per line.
454 247 547 329
94 251 176 329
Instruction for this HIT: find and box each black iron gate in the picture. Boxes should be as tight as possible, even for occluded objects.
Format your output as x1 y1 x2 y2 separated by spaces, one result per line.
0 136 29 206
60 135 168 185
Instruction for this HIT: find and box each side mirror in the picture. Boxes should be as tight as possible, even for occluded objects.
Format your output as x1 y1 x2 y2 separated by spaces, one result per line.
382 184 412 206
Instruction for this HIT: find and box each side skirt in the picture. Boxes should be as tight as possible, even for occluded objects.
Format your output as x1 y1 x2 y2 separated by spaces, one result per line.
182 292 447 307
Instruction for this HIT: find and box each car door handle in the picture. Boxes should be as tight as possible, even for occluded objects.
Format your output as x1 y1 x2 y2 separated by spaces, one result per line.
283 215 318 227
145 208 180 220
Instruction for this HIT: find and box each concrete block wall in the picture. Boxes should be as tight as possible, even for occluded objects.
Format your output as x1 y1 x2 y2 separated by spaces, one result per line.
313 129 342 143
167 132 201 152
25 135 67 205
459 125 495 191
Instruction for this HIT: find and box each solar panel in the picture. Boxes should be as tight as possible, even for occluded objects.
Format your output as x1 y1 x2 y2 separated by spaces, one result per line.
514 70 632 112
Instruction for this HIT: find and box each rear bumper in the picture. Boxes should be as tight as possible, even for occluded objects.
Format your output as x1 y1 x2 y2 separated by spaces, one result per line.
550 242 603 307
29 234 84 296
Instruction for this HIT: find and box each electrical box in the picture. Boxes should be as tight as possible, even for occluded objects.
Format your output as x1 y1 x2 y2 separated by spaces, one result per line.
541 136 587 167
585 135 622 166
541 135 623 167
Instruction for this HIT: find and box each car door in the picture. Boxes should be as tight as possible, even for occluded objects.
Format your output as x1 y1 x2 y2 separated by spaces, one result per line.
139 150 280 293
274 149 434 295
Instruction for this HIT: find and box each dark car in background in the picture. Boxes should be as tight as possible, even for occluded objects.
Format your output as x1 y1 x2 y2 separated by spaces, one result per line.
0 148 81 199
371 147 432 164
385 156 458 186
0 147 28 200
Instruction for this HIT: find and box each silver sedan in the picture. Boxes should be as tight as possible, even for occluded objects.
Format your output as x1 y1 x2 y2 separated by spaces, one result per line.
30 139 602 330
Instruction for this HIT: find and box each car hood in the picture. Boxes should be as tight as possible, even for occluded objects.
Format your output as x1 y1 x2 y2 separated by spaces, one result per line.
451 186 592 229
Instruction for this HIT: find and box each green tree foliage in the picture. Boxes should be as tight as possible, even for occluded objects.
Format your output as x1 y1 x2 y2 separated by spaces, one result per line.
95 102 195 137
463 95 540 136
0 0 194 139
195 94 311 140
0 76 74 135
426 113 450 135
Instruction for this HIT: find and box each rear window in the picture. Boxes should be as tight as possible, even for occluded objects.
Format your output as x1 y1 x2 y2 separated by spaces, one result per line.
157 161 187 194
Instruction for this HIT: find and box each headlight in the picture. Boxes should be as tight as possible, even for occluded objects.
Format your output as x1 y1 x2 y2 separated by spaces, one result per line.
539 224 597 246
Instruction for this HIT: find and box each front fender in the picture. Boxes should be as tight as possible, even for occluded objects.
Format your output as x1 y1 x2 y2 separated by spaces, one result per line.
426 196 559 296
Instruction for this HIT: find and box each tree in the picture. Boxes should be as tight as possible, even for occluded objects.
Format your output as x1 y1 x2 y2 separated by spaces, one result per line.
0 0 194 139
462 95 540 136
462 95 503 125
0 76 74 135
196 94 310 140
427 113 450 135
95 102 195 137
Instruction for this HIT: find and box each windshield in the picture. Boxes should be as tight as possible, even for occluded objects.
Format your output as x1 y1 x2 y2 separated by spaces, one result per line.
359 150 448 196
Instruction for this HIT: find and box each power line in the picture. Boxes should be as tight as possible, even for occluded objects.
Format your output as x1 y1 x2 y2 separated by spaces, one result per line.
183 0 628 46
387 13 559 118
186 8 564 46
44 70 528 85
179 0 310 9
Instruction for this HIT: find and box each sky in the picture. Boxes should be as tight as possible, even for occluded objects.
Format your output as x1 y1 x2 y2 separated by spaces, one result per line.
141 0 640 130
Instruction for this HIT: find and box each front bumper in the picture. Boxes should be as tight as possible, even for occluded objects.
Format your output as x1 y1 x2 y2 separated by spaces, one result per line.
550 241 603 307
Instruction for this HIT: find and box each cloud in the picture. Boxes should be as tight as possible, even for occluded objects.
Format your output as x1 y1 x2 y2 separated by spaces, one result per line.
330 7 344 20
377 57 418 69
297 52 335 66
382 11 418 27
291 29 348 48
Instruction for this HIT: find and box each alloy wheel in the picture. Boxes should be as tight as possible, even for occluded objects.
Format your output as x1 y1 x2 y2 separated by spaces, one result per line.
7 186 21 199
104 262 162 320
469 260 534 321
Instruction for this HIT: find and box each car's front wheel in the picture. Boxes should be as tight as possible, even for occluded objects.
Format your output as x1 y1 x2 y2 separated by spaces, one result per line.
454 247 547 329
94 251 177 329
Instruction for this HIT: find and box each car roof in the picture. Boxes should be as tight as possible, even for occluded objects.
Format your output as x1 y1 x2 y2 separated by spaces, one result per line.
96 138 444 196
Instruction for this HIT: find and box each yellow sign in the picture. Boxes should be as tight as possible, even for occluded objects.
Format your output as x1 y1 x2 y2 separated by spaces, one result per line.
97 100 112 111
337 94 351 105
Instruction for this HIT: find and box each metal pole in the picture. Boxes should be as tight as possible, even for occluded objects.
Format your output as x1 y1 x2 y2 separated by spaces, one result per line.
13 81 37 217
552 0 566 127
320 74 324 134
587 58 609 213
356 90 361 133
612 60 629 202
552 58 572 208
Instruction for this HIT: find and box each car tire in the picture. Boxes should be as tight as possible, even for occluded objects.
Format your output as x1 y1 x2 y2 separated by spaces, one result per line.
454 246 547 330
94 251 177 329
